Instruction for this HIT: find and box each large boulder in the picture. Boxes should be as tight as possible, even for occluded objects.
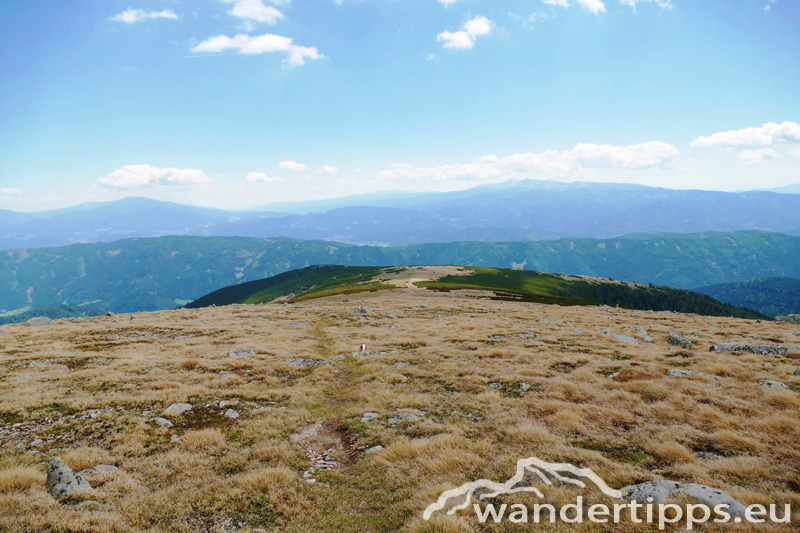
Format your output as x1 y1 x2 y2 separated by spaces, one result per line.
46 458 94 501
709 343 788 356
162 403 193 416
667 332 694 349
620 480 746 517
26 317 54 327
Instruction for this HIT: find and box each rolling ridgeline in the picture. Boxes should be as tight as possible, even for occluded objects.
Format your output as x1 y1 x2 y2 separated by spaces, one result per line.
1 229 798 315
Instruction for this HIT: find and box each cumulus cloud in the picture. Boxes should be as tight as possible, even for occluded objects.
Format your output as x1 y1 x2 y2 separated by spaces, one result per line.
111 8 178 24
279 160 306 170
620 0 674 11
97 164 212 189
690 121 800 148
739 148 781 164
542 0 606 14
378 141 678 183
318 165 339 174
222 0 284 25
437 16 493 50
246 172 285 182
191 33 323 68
0 188 21 194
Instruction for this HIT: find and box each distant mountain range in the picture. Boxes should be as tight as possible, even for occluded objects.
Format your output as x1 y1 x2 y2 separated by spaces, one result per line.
1 230 798 313
3 180 800 249
186 265 768 320
694 277 800 318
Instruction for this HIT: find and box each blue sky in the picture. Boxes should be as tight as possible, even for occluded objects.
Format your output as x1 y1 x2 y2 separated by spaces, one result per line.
1 0 799 210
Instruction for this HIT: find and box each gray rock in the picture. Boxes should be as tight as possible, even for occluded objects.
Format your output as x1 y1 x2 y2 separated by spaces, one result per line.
601 329 611 335
26 317 54 327
667 331 694 349
388 412 419 426
365 445 384 453
286 358 314 367
487 382 502 390
776 314 800 324
620 480 746 517
150 417 173 428
163 403 193 416
354 349 370 358
710 342 788 356
328 355 345 361
170 435 181 442
667 369 718 382
519 383 531 392
219 400 237 408
610 335 639 345
635 326 647 335
361 412 380 423
389 323 400 329
224 409 239 419
46 458 94 501
223 347 255 358
355 306 370 314
696 451 723 461
106 311 115 317
759 379 790 390
573 328 585 335
394 362 405 369
608 372 620 379
643 335 654 343
289 322 306 328
538 316 551 323
690 331 703 338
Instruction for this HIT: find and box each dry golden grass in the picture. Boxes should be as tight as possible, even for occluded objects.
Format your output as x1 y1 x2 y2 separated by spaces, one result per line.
0 287 798 531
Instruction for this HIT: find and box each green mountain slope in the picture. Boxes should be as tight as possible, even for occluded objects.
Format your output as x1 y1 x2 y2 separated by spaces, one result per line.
187 265 769 320
693 277 800 317
0 305 108 325
1 230 799 313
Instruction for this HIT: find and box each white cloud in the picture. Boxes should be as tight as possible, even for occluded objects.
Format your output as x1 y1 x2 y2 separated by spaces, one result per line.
691 121 800 147
0 188 21 195
425 53 439 62
97 164 212 189
789 147 800 160
111 8 178 24
279 160 306 170
222 0 284 25
377 141 678 183
318 165 339 174
437 16 493 50
246 172 285 182
439 0 458 5
739 148 781 164
620 0 674 11
191 33 323 68
542 0 606 14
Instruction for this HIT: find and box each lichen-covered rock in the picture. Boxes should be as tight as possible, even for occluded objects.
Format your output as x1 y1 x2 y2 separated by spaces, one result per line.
26 317 54 327
286 358 314 367
667 332 694 349
610 335 639 344
46 458 94 501
759 379 790 390
361 412 379 423
388 412 420 425
620 481 746 517
150 417 173 428
223 347 255 358
776 314 800 324
223 409 239 419
667 369 718 382
709 343 788 356
163 403 192 416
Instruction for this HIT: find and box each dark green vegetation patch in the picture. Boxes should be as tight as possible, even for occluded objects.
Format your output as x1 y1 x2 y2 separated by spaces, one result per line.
694 277 800 317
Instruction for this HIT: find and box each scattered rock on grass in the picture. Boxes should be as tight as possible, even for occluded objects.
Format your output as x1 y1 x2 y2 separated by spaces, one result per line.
163 403 192 416
759 379 790 390
667 332 694 349
286 358 314 367
361 412 379 423
620 481 746 517
710 343 788 356
46 458 94 501
223 347 255 358
610 335 639 345
365 445 384 453
667 369 718 382
487 382 502 391
150 417 173 428
223 409 239 419
388 412 421 426
26 317 54 327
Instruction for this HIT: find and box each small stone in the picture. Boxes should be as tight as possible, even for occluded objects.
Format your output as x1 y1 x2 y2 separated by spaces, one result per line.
30 438 44 446
170 435 181 442
635 326 647 335
388 412 419 426
643 335 654 343
286 358 314 367
150 417 173 428
601 329 610 335
573 328 585 335
290 322 306 328
223 347 255 358
667 369 718 382
219 400 237 408
394 362 405 369
487 382 502 390
519 383 531 392
610 335 639 345
759 379 790 390
305 478 317 483
365 445 384 453
361 412 380 423
328 355 345 361
162 403 192 416
224 409 240 419
389 323 400 329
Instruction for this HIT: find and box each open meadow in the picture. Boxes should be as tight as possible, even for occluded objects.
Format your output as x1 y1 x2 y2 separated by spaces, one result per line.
1 285 799 532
